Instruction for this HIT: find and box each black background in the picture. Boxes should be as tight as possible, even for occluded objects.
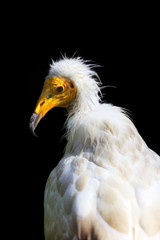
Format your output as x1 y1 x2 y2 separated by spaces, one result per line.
5 3 159 240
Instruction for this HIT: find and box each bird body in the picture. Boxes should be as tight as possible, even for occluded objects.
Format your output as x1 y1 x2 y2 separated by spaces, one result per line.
30 57 160 240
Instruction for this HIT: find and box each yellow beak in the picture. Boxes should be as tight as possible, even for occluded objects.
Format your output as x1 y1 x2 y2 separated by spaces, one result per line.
29 79 58 136
29 96 56 137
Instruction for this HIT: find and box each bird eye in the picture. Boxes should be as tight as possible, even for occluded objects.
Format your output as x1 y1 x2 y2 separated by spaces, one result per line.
56 86 63 93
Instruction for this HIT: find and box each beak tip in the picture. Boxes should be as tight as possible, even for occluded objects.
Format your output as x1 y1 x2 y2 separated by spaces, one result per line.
30 126 38 137
29 112 41 137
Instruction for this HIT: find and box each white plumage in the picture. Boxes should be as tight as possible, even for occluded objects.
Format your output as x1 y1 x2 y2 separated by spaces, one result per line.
31 57 160 240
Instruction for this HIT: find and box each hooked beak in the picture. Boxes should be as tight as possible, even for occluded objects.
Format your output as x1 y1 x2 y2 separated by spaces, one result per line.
29 95 56 137
29 78 57 136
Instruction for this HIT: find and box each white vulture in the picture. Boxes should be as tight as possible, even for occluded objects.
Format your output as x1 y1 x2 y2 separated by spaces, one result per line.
29 57 160 240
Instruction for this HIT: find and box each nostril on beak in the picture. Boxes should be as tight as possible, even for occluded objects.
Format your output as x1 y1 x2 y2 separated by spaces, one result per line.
40 100 45 107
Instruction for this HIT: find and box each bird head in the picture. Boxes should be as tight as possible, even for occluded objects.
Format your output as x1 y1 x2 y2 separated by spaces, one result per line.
29 57 101 136
29 76 77 136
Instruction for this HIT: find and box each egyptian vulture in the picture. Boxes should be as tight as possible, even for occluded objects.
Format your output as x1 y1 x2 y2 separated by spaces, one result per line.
30 57 160 240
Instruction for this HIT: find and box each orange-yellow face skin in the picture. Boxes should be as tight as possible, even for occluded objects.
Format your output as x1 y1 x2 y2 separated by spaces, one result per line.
34 76 77 119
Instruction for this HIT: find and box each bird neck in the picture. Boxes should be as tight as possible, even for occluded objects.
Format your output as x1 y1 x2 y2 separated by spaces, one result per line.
64 104 106 155
64 103 144 156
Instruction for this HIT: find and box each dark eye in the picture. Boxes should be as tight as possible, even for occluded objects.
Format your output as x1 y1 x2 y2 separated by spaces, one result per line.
56 86 63 93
